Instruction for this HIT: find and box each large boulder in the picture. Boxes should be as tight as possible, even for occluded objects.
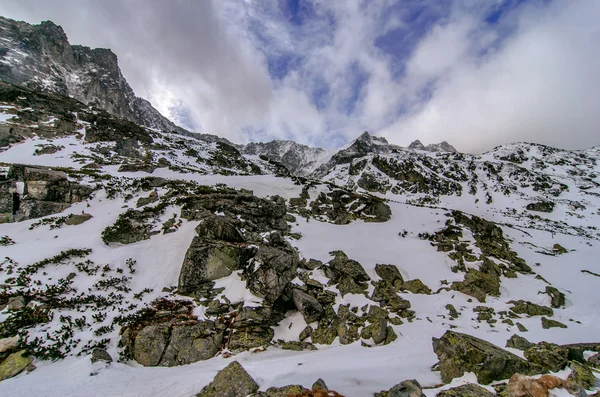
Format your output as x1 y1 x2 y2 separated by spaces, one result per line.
326 251 370 296
509 300 554 317
132 324 171 367
435 384 495 396
0 350 32 381
178 238 252 295
376 379 426 397
195 215 245 242
245 246 299 302
432 331 541 384
197 361 259 397
292 289 324 323
523 342 568 372
159 322 223 366
567 361 596 390
506 334 533 351
375 264 404 285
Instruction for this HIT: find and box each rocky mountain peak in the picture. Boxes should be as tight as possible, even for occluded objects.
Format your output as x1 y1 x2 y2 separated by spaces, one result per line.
408 139 426 150
0 16 185 135
408 139 457 153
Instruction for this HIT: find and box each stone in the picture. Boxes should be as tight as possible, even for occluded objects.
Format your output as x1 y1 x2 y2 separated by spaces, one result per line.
375 264 404 285
588 353 600 368
451 269 500 302
545 287 565 308
385 379 426 397
509 300 554 317
568 361 595 390
197 361 259 397
246 246 299 302
0 336 19 353
228 326 274 352
6 296 25 310
523 342 568 372
178 238 250 295
397 279 431 294
552 244 567 255
292 289 324 323
0 350 32 381
517 323 528 332
64 213 93 225
432 331 541 384
506 334 533 351
194 215 245 242
91 348 112 363
312 378 328 391
507 373 566 397
435 384 495 396
159 322 223 366
541 317 567 329
133 324 170 366
299 326 313 341
278 340 317 351
259 385 308 397
445 304 459 319
526 201 555 213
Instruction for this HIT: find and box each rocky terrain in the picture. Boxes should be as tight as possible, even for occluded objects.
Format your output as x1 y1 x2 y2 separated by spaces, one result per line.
0 15 599 397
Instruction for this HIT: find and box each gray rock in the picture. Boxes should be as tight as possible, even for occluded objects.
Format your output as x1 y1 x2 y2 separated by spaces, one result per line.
541 317 567 329
64 213 93 225
506 334 533 351
159 322 222 366
6 296 25 310
258 385 308 397
91 348 112 363
523 341 568 372
195 215 245 242
435 384 495 396
133 324 170 366
197 361 259 397
178 238 251 295
375 264 404 285
386 379 426 397
432 331 541 384
588 352 600 368
509 300 554 317
245 246 299 302
312 378 328 391
292 289 324 323
0 349 32 381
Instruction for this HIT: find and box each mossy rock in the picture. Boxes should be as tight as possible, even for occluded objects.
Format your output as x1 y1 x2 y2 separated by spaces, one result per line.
258 385 308 397
568 360 596 390
375 264 404 285
451 269 500 302
505 334 532 351
509 300 554 317
397 279 431 294
64 213 93 225
0 349 32 381
545 286 566 308
278 340 316 351
197 361 259 397
552 244 568 255
524 342 568 372
541 317 567 329
435 384 495 396
432 331 542 384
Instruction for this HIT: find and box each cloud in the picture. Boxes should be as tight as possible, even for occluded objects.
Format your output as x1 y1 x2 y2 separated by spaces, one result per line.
1 0 599 152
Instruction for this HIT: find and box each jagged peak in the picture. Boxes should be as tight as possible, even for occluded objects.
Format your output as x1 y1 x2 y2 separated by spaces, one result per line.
408 139 457 153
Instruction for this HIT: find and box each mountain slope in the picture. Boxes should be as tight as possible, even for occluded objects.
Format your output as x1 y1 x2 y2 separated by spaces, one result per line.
0 17 184 134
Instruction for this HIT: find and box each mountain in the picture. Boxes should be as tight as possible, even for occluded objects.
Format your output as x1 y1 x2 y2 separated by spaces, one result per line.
1 17 600 397
0 17 185 134
408 139 457 153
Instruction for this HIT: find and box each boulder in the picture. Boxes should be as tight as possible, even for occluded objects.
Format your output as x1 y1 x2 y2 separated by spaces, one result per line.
197 361 259 397
312 378 328 391
327 251 370 283
541 317 567 329
159 322 223 366
588 353 600 368
6 296 25 310
397 279 431 294
432 331 541 384
435 384 495 396
451 269 500 302
509 301 553 317
292 289 324 323
545 286 565 308
258 385 309 396
178 238 251 295
506 334 533 351
91 348 112 363
133 324 170 366
228 325 273 352
195 215 245 242
0 336 19 353
375 264 404 285
507 373 566 397
380 379 426 397
523 342 569 372
568 361 596 390
0 350 32 381
526 201 555 213
64 213 93 225
245 246 299 302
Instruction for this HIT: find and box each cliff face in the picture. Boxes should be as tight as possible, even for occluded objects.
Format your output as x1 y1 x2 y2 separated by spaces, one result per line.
0 17 185 134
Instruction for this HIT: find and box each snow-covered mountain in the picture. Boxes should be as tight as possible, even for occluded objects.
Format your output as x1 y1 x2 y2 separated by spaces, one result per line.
1 16 600 397
0 17 185 134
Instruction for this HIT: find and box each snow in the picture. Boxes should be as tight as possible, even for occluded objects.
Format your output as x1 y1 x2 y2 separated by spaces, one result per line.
1 124 600 396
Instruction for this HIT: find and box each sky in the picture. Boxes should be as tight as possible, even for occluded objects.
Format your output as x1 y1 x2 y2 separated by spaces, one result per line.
0 0 599 153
